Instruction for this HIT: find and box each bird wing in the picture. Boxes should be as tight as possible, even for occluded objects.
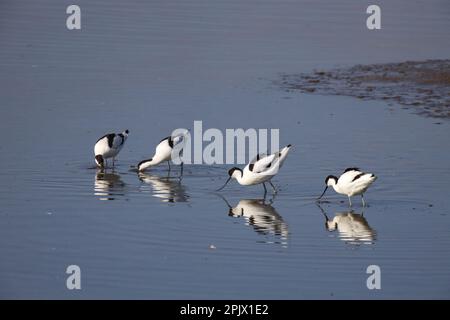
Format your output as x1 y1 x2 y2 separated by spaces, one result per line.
249 152 266 163
154 138 171 157
343 167 360 174
159 133 185 149
247 145 291 174
152 135 179 164
96 133 115 148
171 133 185 147
338 169 364 185
248 153 276 173
111 133 125 149
159 136 172 147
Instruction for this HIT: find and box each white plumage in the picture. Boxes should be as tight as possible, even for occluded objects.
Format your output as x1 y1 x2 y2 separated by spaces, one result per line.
217 144 292 195
317 167 377 206
137 133 187 174
94 130 129 168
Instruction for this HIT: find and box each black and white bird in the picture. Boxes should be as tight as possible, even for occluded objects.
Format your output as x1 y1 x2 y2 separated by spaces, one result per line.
317 168 377 207
94 130 129 168
137 132 187 175
217 144 292 195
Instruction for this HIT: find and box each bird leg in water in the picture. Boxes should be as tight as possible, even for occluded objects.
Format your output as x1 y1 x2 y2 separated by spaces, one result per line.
167 161 171 172
269 181 277 194
180 162 184 177
267 192 277 205
262 183 267 197
348 196 353 207
361 194 366 207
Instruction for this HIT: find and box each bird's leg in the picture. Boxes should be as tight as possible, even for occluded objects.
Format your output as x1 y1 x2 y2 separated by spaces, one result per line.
348 196 352 207
269 181 277 194
262 183 267 198
361 194 366 207
167 161 171 172
112 157 115 167
268 192 277 205
180 162 184 177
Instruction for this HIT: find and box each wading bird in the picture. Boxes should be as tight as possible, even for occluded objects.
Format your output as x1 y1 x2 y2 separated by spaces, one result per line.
137 132 187 176
94 130 129 168
317 168 377 207
216 144 292 196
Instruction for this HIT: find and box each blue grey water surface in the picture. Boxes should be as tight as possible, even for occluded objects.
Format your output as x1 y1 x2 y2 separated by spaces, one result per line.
0 0 449 299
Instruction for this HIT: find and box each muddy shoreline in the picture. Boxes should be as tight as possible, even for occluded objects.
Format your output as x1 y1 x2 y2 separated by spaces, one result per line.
279 60 450 119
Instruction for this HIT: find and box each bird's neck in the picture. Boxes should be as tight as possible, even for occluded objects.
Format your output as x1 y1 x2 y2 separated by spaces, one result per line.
234 173 244 185
138 159 155 171
331 183 341 193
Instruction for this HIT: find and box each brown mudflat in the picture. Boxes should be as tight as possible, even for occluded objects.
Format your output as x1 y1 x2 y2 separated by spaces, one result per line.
280 60 450 119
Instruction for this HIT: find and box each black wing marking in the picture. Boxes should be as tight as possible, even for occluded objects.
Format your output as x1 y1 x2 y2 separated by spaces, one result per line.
344 167 360 173
118 133 125 146
97 133 116 148
160 136 173 148
250 152 267 166
352 172 365 182
250 154 274 173
249 160 271 172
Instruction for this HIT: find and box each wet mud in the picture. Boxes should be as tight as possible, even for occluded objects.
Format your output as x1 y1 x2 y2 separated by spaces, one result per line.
279 60 450 118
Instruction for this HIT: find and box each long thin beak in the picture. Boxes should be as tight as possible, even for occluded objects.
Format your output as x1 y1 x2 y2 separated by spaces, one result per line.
216 177 231 191
317 186 328 200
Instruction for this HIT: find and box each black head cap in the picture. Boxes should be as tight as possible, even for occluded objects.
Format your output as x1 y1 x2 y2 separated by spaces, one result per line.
325 222 337 232
228 167 241 177
138 158 152 168
95 155 104 167
125 129 129 134
325 175 338 185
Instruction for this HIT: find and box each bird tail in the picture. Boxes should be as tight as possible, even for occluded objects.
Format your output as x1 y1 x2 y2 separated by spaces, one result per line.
359 173 377 185
278 144 292 163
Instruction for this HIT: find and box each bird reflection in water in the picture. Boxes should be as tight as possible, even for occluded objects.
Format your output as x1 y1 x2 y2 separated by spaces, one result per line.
138 173 189 203
219 195 288 247
94 169 126 201
317 204 376 245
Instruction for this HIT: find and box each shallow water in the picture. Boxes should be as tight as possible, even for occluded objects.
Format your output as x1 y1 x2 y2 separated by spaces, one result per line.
0 0 450 299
